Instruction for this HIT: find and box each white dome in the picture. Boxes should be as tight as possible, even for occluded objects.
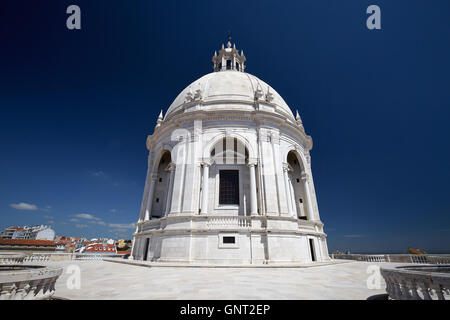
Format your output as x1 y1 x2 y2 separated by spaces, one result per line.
165 70 295 120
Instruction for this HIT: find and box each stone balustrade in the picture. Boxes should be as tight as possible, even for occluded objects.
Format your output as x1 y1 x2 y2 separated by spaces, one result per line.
75 254 119 260
1 252 123 262
410 255 428 264
332 253 450 264
0 253 26 265
426 255 450 264
206 216 252 228
24 253 52 262
331 254 386 262
137 215 325 235
361 255 386 262
0 265 63 300
380 265 450 300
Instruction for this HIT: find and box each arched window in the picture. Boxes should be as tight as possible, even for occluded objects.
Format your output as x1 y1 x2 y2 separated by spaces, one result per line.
209 137 249 210
287 151 306 219
210 137 248 164
152 151 171 217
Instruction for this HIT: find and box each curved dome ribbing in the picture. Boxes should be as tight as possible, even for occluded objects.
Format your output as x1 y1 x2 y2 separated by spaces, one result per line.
165 70 295 120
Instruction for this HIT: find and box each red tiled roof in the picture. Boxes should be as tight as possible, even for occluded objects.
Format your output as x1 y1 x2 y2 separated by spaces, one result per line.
7 227 24 231
0 239 56 246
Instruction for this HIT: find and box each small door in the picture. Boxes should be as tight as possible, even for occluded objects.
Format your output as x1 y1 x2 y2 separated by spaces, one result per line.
143 238 150 261
309 238 316 262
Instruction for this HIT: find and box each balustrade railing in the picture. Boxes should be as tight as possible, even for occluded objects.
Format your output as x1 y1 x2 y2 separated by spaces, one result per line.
74 254 117 260
331 254 386 262
410 255 427 263
332 253 450 265
380 265 450 300
426 255 450 264
0 265 63 300
24 254 51 262
361 255 386 262
207 216 252 228
0 254 26 265
14 252 122 262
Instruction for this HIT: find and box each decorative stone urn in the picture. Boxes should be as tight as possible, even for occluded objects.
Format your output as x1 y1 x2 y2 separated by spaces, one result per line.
0 265 63 300
381 265 450 300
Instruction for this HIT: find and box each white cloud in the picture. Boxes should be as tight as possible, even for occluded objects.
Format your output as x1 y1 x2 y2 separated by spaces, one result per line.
75 224 88 229
74 213 100 220
88 220 106 226
10 202 38 211
72 213 108 227
108 223 135 230
90 171 106 177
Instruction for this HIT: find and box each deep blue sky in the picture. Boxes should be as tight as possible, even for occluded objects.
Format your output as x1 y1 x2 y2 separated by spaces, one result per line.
0 1 449 253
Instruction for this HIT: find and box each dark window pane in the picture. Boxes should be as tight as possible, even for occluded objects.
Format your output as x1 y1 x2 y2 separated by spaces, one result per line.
219 170 239 204
223 236 235 244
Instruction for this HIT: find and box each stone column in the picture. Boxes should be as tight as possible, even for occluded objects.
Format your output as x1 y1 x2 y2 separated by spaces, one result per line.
200 162 210 214
282 163 293 217
301 172 315 220
165 163 176 216
248 162 258 215
288 177 297 217
144 176 157 221
129 236 138 260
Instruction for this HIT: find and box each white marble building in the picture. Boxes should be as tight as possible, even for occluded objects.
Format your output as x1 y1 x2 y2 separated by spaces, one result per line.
131 41 330 265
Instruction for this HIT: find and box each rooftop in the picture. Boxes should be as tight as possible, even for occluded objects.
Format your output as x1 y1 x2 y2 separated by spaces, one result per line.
0 239 56 246
39 260 402 299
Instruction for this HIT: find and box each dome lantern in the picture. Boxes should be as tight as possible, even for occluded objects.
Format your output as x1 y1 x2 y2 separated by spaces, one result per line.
212 40 246 72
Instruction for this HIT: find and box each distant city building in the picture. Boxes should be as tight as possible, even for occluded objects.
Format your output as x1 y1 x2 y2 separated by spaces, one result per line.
78 242 117 254
0 225 55 241
0 238 57 252
54 236 85 253
73 238 118 254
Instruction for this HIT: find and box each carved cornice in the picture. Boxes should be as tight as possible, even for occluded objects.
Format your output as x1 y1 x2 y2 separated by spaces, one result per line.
146 109 312 151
